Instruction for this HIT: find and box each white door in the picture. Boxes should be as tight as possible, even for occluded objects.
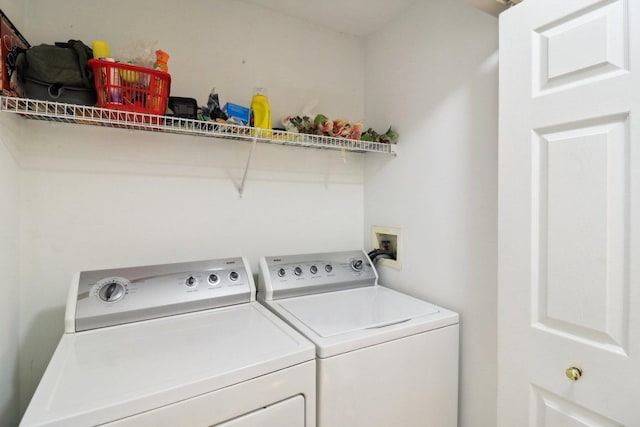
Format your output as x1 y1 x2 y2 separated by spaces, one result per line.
498 0 640 426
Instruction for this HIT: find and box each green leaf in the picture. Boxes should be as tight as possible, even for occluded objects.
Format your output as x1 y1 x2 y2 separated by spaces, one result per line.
314 114 328 126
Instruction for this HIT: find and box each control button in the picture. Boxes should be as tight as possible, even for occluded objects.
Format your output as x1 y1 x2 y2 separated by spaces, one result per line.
325 264 333 273
277 268 286 277
98 281 125 302
351 259 364 272
294 266 303 276
229 271 239 281
185 275 198 287
208 274 219 285
310 265 318 275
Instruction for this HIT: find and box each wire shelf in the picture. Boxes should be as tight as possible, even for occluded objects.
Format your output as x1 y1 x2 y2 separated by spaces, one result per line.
0 96 397 156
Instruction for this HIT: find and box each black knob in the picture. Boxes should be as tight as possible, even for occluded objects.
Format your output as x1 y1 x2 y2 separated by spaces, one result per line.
229 271 239 281
325 264 333 273
208 274 219 284
351 259 364 272
185 276 197 287
98 281 125 302
277 268 286 277
105 283 117 299
310 265 318 274
294 266 303 276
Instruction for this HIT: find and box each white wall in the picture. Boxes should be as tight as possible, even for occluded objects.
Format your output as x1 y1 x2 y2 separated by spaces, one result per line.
0 112 22 427
364 2 498 426
0 3 24 425
17 0 369 418
23 0 365 122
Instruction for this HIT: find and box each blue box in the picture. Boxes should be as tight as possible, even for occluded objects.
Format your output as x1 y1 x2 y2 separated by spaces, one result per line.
223 102 250 125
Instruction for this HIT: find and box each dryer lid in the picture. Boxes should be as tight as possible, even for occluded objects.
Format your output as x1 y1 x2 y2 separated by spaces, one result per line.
20 303 314 427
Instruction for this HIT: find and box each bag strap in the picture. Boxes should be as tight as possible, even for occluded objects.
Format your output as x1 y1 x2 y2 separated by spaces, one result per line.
56 40 94 89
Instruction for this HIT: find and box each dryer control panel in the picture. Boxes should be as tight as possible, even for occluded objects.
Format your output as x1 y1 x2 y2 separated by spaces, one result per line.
258 250 377 300
66 257 254 332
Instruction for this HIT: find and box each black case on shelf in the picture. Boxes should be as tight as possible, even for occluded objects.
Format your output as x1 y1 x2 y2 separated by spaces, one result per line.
168 96 198 119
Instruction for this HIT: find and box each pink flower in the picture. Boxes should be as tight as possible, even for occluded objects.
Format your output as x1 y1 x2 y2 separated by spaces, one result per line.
348 122 363 140
318 119 334 135
332 119 351 137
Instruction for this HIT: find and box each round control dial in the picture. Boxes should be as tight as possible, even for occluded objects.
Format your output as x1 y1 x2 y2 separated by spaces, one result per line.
96 277 128 303
294 266 303 276
185 275 198 287
310 265 318 275
325 264 333 273
208 273 219 285
229 271 239 281
351 258 364 272
277 268 286 277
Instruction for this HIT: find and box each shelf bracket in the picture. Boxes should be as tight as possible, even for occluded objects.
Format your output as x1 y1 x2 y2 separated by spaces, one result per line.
238 136 258 197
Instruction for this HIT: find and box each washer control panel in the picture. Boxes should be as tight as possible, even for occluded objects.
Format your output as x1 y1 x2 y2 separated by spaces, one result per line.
68 257 254 332
258 250 377 300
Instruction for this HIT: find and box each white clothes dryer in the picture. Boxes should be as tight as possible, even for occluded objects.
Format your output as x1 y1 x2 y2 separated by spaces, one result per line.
258 250 459 427
21 257 316 427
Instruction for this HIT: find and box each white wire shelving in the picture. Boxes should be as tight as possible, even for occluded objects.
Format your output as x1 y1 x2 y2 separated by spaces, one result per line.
0 96 397 196
0 96 397 155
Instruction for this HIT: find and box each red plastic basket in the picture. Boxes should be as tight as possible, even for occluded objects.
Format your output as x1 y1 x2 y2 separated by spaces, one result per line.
88 59 171 115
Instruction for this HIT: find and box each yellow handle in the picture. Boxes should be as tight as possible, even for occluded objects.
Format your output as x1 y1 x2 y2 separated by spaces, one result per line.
565 367 583 381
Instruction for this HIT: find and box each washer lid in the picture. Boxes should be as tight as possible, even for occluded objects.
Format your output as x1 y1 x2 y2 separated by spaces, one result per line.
20 303 314 427
271 286 459 358
279 285 439 337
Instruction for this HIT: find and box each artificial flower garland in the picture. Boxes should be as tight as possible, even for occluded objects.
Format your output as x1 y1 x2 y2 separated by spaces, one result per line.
282 114 398 144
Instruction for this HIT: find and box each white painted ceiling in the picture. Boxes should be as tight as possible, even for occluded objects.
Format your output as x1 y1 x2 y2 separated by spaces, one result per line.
238 0 504 37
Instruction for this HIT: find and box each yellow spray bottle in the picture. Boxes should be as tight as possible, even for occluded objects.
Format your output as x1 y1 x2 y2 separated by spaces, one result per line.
250 87 272 137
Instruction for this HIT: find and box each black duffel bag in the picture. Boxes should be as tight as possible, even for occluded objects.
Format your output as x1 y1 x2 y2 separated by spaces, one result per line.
14 40 97 105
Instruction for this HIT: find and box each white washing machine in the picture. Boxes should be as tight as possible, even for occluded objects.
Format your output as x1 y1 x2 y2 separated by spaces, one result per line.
21 257 316 427
258 250 459 427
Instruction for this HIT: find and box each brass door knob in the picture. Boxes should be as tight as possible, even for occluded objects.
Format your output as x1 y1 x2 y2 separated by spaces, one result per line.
565 367 583 381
